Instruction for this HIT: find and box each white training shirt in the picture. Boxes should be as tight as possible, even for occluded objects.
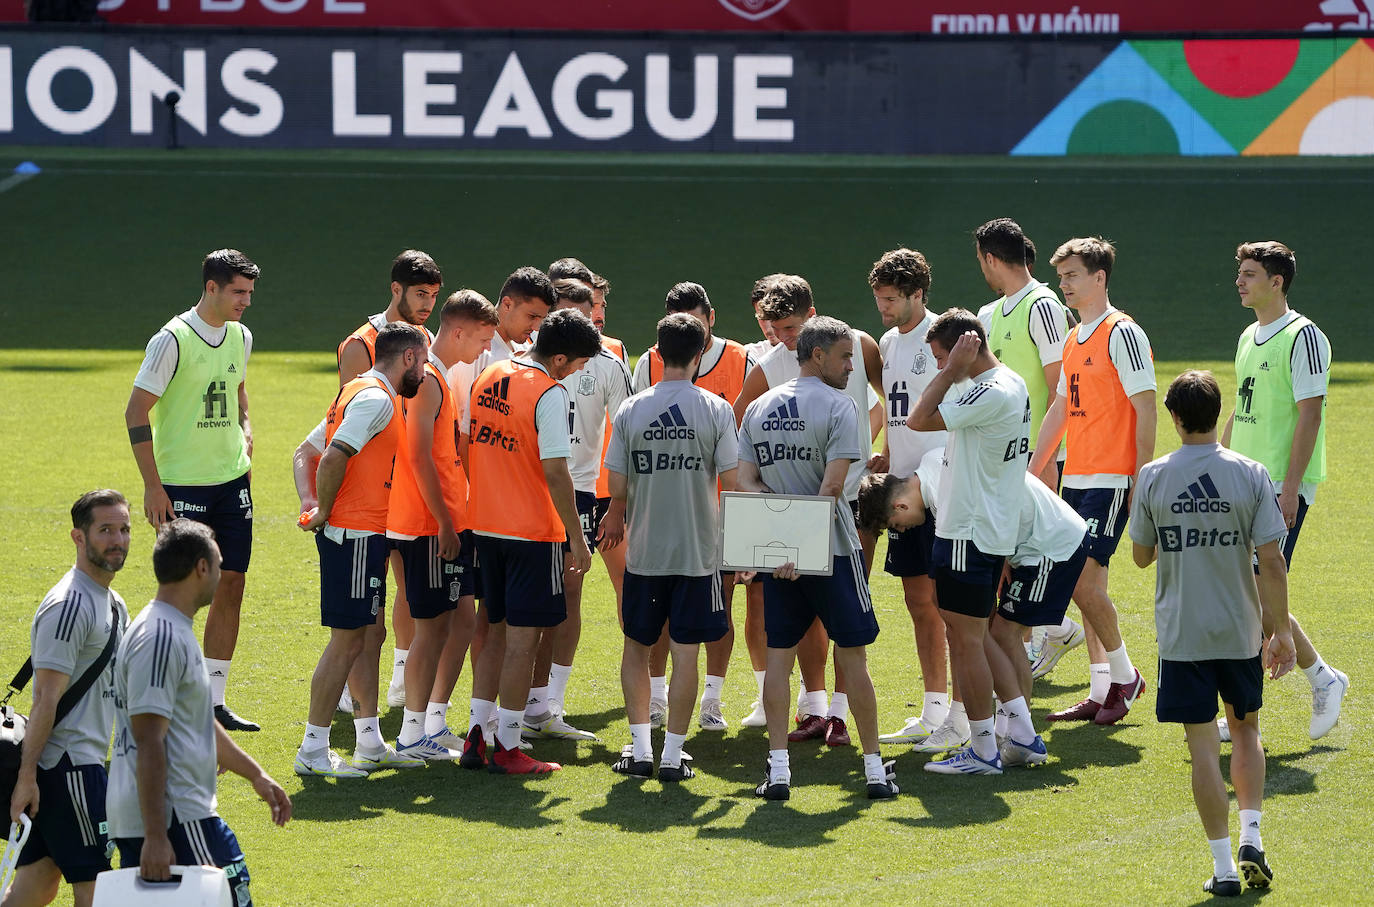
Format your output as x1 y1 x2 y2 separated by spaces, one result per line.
1057 305 1156 490
133 308 253 397
1012 475 1089 567
936 365 1031 556
755 334 877 501
880 311 947 477
563 349 632 493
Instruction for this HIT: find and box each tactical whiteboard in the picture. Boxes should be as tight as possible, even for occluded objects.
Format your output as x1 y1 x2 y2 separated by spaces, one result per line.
720 493 835 576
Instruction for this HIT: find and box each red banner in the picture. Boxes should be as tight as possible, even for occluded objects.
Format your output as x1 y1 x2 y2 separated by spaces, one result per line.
4 0 1370 33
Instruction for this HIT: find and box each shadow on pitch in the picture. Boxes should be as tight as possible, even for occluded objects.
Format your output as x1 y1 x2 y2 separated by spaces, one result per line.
579 775 733 833
0 362 101 372
291 763 572 829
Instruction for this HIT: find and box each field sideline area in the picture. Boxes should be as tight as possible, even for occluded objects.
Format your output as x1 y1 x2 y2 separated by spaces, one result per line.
0 149 1369 905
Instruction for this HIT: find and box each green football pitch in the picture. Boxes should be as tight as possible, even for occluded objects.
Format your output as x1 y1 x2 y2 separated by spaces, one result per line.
0 148 1369 906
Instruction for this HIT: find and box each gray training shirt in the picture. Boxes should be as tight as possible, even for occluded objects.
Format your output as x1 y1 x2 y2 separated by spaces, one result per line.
107 600 219 837
29 568 129 769
738 376 864 559
1129 443 1288 662
606 379 739 576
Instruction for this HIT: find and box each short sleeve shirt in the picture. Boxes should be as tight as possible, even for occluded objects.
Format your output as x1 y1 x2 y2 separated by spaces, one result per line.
133 309 254 398
739 376 863 557
29 569 129 769
936 365 1031 555
605 380 739 576
107 600 219 837
1130 443 1288 661
879 312 947 477
563 350 633 493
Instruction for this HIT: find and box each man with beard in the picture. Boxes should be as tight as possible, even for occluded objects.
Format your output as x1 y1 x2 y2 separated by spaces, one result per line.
5 491 131 907
336 250 443 714
125 249 261 733
293 324 429 778
739 317 897 801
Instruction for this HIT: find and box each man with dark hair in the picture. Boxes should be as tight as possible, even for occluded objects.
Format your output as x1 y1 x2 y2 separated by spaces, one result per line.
866 247 954 748
125 249 261 733
739 316 897 801
1223 242 1344 741
6 492 131 907
522 280 631 741
743 274 784 363
292 323 428 778
548 257 594 285
335 250 443 712
1029 237 1155 726
460 309 601 775
908 308 1030 776
631 282 758 731
736 276 885 744
1132 370 1295 897
107 520 290 907
601 313 739 781
382 294 501 762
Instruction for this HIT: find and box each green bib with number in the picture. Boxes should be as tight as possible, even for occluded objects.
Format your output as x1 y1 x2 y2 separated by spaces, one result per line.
151 317 250 485
1231 316 1326 485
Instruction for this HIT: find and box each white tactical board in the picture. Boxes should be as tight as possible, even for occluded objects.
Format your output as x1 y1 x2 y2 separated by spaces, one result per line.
720 492 835 576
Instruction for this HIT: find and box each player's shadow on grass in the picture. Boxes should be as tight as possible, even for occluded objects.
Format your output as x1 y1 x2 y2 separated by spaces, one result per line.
1229 745 1328 800
579 776 733 832
291 765 572 830
0 362 100 372
1183 886 1274 906
696 795 870 849
1036 719 1145 772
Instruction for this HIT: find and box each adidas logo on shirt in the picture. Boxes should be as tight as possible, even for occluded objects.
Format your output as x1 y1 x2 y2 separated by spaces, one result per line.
226 363 236 373
1170 473 1232 514
643 403 695 440
1259 361 1270 371
760 398 806 431
1083 356 1094 366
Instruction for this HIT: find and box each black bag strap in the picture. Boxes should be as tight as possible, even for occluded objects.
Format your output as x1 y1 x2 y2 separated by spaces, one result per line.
2 598 119 722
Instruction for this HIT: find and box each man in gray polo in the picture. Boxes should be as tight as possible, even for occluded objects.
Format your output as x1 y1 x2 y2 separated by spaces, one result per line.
1131 370 1295 898
107 520 290 905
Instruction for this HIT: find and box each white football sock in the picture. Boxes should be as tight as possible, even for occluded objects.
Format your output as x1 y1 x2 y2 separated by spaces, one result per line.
768 748 790 784
1089 664 1111 703
398 709 426 746
424 701 450 736
702 674 724 703
994 703 1008 739
1302 657 1330 689
630 723 652 762
1105 646 1136 685
354 717 383 751
468 698 496 740
661 731 687 767
1239 809 1263 850
969 717 997 761
548 663 573 707
527 685 549 715
390 648 408 687
495 707 524 750
650 675 668 702
805 690 827 719
301 722 330 754
862 751 885 784
1209 837 1237 879
920 692 949 727
948 700 970 736
828 692 849 722
753 670 767 701
205 658 230 707
1003 696 1036 742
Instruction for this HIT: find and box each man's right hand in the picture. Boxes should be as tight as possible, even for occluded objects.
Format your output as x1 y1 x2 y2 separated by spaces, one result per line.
139 831 174 882
144 486 176 528
772 562 800 581
568 538 592 575
437 525 461 562
9 773 38 823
